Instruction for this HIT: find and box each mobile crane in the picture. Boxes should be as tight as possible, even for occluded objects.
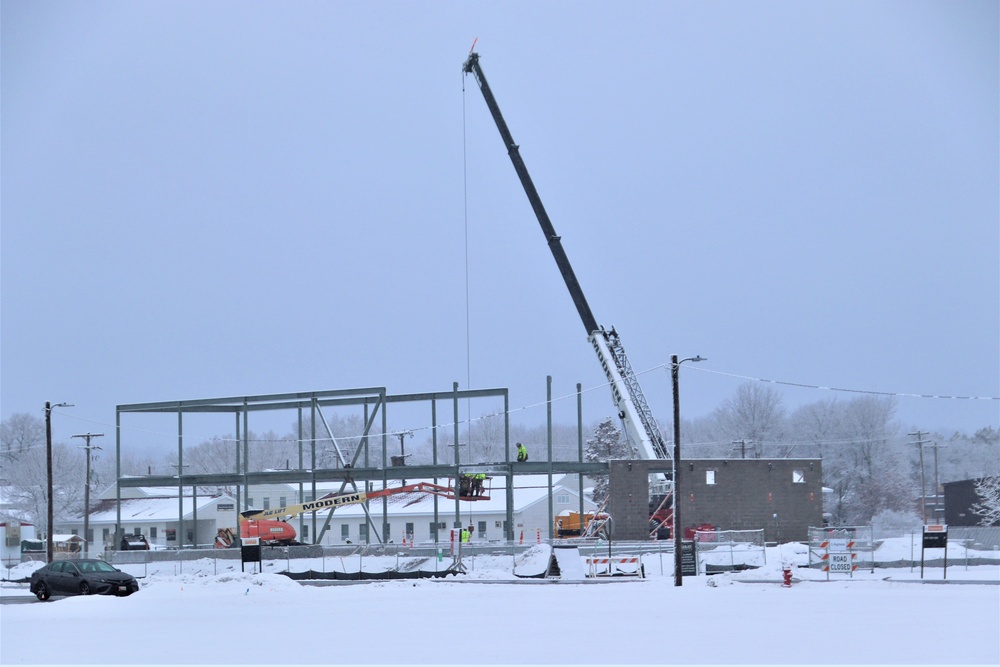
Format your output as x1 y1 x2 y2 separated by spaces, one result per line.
217 479 489 547
462 51 674 533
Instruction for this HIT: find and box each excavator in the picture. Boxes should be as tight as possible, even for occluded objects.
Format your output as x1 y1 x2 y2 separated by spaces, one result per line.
463 51 676 538
215 478 490 548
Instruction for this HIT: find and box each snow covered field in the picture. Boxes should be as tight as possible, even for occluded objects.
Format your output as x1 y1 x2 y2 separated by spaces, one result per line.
1 542 997 666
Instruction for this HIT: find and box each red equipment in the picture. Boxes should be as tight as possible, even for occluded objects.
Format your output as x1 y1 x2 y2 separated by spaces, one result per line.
219 479 490 548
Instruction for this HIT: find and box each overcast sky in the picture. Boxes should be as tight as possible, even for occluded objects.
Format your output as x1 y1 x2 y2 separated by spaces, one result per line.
2 1 997 454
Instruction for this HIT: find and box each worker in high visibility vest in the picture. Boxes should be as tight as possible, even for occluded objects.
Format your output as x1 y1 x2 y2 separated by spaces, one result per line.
516 442 528 462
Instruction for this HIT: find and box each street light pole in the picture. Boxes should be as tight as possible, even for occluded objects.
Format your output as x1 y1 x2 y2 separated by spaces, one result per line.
671 355 705 587
72 433 104 558
44 401 73 564
396 430 413 484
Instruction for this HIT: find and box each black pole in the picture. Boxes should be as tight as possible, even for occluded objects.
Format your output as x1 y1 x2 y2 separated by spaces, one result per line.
45 402 54 564
671 356 682 587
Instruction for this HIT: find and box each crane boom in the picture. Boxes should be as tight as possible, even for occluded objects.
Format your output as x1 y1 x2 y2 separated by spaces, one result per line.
462 51 670 465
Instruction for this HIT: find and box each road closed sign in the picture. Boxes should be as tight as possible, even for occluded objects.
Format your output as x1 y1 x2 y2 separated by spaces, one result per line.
828 552 854 572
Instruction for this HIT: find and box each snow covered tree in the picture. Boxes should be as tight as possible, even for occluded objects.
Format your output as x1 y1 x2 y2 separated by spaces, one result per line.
712 382 786 458
0 413 86 536
0 412 45 462
584 417 634 505
971 476 1000 526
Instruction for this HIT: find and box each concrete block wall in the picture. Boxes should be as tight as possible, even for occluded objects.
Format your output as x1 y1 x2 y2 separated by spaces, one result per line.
605 458 824 543
608 460 652 540
681 459 823 542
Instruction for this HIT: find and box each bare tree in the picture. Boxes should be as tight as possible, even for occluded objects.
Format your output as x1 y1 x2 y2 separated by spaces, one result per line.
0 419 85 536
1 412 45 463
713 382 786 458
468 411 506 463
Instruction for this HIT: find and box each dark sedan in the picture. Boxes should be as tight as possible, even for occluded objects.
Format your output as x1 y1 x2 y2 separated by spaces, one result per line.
29 559 139 600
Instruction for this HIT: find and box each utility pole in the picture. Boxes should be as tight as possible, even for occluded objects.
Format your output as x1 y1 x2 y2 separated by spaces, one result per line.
44 402 72 564
733 439 747 459
910 431 928 523
931 440 946 523
72 433 104 558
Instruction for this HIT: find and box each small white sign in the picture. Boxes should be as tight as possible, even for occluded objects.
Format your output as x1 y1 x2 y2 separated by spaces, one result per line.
828 539 848 552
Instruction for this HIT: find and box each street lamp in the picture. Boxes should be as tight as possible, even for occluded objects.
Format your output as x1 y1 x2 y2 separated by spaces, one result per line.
671 355 705 587
395 430 414 484
72 433 104 558
44 401 73 564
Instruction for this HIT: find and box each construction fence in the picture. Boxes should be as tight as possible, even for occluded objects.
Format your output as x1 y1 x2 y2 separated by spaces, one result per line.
809 525 1000 570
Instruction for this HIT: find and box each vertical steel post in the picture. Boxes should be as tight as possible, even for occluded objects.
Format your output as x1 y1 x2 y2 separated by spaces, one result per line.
577 383 585 532
547 375 554 541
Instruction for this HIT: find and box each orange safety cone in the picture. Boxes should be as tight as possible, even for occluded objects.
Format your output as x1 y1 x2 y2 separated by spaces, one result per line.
402 534 407 547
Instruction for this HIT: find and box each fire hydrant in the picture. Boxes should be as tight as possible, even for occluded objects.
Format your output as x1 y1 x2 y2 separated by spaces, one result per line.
782 567 793 587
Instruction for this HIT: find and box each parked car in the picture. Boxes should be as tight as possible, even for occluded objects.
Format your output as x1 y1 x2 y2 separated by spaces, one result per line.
29 559 139 600
120 534 150 550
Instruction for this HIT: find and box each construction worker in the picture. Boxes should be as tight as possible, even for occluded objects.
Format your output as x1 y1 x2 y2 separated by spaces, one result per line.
516 442 528 462
473 473 485 496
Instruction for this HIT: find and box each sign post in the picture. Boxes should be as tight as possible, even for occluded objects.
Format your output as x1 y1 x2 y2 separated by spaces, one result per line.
822 538 857 579
921 525 948 579
241 536 261 574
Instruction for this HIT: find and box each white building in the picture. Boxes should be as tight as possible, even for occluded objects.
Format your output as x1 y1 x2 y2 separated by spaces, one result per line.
257 474 594 546
57 485 239 550
56 475 594 548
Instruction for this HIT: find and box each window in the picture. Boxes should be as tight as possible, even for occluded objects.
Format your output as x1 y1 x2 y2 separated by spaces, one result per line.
706 470 717 485
86 529 94 543
150 527 157 540
429 522 438 539
793 469 805 484
279 496 287 507
247 498 254 508
186 529 194 543
166 529 176 541
359 523 368 541
302 525 309 540
405 522 414 538
341 525 350 541
478 521 487 536
556 493 570 505
263 497 271 510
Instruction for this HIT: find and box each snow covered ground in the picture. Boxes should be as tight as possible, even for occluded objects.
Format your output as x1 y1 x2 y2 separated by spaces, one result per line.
1 541 997 666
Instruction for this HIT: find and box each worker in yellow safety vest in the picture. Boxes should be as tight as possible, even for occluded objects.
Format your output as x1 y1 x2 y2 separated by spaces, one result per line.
516 442 528 462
